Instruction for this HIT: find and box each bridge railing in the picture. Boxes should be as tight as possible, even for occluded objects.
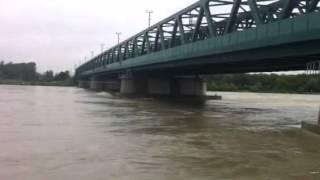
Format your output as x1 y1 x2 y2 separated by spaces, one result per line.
76 0 320 78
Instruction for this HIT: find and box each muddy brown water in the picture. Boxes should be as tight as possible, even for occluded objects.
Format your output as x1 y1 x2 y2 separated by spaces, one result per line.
0 85 320 180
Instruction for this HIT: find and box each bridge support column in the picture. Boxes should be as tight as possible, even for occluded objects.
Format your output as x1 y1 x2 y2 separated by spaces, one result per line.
79 80 91 89
177 77 207 97
78 80 89 89
89 76 104 91
104 80 121 92
147 77 207 97
119 75 207 97
120 76 147 95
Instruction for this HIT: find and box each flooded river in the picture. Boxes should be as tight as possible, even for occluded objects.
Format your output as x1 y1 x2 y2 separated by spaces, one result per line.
0 85 320 180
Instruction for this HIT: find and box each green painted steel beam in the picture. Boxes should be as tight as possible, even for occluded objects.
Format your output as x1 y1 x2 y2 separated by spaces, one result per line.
225 0 242 34
281 0 299 19
177 16 186 44
308 0 319 12
192 7 204 41
202 2 216 36
248 0 263 25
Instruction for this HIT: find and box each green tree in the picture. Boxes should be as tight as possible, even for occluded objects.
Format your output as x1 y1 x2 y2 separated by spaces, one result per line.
54 71 71 81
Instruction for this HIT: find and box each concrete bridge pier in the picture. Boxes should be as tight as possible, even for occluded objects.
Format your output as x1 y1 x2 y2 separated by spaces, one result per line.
120 75 207 97
104 81 121 92
147 77 207 97
176 77 207 97
89 76 104 91
78 80 89 89
84 74 208 97
120 75 147 95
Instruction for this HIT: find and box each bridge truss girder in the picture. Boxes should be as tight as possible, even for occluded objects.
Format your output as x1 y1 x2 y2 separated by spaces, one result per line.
76 0 320 76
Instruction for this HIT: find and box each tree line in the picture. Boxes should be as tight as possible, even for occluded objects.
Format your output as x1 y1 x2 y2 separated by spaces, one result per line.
208 74 320 93
0 61 72 83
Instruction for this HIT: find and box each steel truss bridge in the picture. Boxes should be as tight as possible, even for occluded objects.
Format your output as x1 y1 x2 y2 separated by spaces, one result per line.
76 0 320 79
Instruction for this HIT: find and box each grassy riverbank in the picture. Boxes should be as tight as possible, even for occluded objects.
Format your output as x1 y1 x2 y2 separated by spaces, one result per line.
207 74 320 94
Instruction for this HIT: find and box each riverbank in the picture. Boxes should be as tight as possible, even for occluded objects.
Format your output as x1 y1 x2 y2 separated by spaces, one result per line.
0 79 76 87
207 74 320 94
208 88 320 95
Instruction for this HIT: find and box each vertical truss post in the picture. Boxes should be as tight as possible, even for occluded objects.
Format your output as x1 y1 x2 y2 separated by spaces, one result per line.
177 15 186 44
141 32 151 54
146 32 151 53
281 0 299 19
154 30 160 51
107 52 111 65
202 1 216 37
134 38 140 57
141 33 147 54
225 0 242 34
96 57 99 68
267 11 275 22
132 38 137 57
308 0 319 12
248 0 263 25
106 51 110 65
117 46 121 62
170 20 178 48
111 48 115 63
158 25 166 50
124 41 129 60
192 7 205 42
102 54 106 67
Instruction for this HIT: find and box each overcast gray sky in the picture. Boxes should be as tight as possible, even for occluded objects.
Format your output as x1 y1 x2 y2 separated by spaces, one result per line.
0 0 196 72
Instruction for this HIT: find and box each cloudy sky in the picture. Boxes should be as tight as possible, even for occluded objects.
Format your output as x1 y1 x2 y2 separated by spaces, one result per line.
0 0 196 72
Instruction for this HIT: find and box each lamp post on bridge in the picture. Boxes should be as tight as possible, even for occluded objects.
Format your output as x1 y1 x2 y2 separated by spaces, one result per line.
145 10 154 28
100 44 105 53
115 32 122 44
